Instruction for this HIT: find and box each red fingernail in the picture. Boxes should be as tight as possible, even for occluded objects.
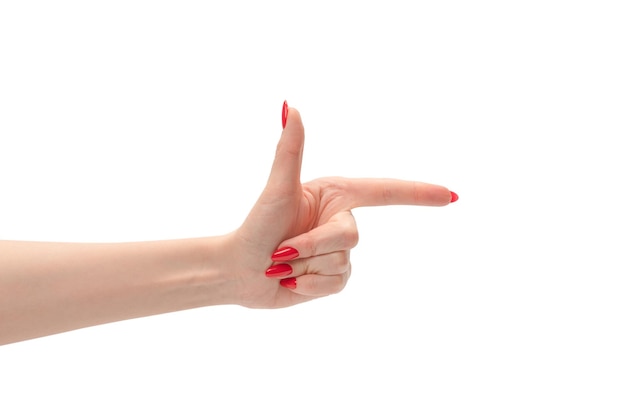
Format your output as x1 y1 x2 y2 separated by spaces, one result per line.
450 191 459 203
271 247 299 262
265 263 293 278
279 277 297 289
282 100 288 129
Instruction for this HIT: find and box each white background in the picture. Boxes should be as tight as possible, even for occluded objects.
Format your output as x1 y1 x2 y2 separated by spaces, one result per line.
1 1 625 415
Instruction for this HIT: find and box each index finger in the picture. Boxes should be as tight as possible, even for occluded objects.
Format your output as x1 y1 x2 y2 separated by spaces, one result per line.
341 178 456 208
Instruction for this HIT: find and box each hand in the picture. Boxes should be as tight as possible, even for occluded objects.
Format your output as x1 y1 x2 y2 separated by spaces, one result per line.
227 103 456 308
0 103 454 344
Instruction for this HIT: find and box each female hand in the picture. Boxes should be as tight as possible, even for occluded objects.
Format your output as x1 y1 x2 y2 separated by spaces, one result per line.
227 103 457 308
0 102 456 344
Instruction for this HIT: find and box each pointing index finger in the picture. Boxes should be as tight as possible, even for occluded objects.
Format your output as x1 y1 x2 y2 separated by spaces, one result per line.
341 178 454 208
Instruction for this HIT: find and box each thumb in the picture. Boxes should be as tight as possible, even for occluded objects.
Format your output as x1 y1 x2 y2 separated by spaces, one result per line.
266 103 305 192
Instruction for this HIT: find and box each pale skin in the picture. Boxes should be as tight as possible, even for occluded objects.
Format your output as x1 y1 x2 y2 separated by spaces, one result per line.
0 106 456 345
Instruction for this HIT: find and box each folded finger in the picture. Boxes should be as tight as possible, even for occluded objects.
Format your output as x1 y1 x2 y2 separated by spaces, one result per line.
279 266 352 297
266 250 350 279
271 211 358 262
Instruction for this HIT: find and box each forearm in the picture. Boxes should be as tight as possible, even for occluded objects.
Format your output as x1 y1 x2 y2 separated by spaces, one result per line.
0 237 236 345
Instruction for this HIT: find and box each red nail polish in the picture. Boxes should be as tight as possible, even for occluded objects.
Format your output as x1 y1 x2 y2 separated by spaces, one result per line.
271 247 299 261
282 100 288 129
450 191 459 203
279 277 297 289
265 263 293 278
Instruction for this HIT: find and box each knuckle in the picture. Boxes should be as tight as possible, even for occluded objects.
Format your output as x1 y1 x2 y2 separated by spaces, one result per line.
332 251 351 273
299 233 317 257
382 184 394 204
337 213 359 248
339 225 359 248
304 273 348 296
327 276 347 295
346 227 359 248
326 269 351 295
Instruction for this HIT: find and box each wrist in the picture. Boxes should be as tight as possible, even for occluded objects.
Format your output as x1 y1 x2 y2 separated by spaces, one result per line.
181 235 241 308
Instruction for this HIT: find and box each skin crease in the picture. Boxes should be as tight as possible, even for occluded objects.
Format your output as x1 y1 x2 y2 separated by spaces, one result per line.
0 105 455 345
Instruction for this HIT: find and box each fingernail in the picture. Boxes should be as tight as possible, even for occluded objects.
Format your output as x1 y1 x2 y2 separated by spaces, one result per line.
450 191 459 203
265 263 293 278
271 246 299 262
282 100 288 129
279 277 297 289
